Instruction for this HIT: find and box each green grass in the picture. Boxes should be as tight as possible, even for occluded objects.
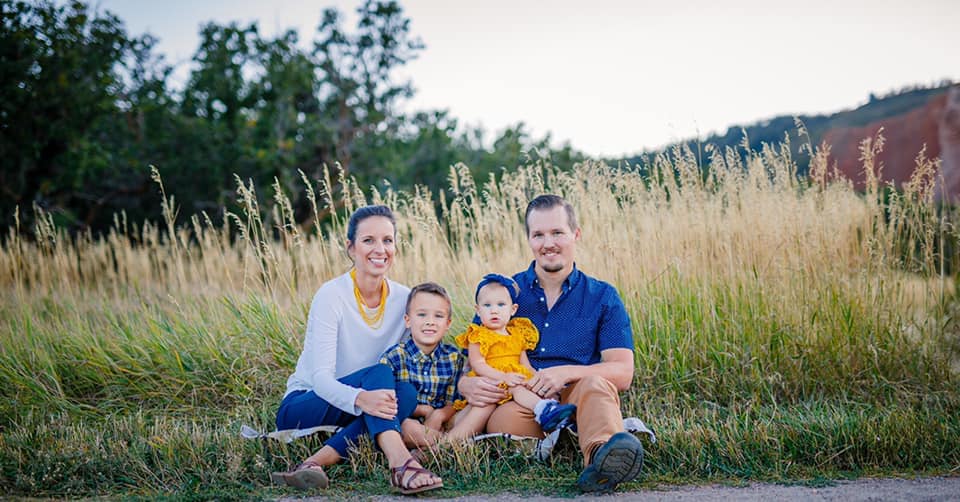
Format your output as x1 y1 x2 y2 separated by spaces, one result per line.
1 139 959 497
2 395 957 498
2 280 956 498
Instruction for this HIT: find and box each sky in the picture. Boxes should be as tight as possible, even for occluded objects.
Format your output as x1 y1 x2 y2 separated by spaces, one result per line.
94 0 958 158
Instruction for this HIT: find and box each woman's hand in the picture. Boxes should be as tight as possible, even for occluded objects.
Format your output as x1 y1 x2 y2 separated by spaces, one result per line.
355 389 398 419
458 375 508 406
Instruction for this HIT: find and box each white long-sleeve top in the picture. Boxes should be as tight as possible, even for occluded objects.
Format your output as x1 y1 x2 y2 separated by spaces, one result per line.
284 271 410 415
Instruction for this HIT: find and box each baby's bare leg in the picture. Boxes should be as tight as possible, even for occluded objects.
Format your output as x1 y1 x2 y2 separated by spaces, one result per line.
510 385 543 411
444 404 497 442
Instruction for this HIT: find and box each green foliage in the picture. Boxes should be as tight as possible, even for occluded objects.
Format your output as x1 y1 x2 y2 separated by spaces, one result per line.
0 0 581 235
0 0 131 228
2 3 957 497
2 156 958 496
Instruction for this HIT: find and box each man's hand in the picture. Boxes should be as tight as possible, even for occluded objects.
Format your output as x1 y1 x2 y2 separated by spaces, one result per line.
525 366 572 398
458 375 508 406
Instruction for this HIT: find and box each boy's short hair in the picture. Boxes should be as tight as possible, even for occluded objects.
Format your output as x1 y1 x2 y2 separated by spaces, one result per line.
405 282 452 316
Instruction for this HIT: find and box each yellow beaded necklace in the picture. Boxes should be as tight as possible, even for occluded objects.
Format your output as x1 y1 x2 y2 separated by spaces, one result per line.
350 268 388 328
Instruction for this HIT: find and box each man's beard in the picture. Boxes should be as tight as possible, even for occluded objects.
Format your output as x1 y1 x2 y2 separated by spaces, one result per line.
540 262 565 273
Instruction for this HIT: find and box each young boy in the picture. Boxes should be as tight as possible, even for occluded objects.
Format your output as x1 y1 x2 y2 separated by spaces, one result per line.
379 282 466 445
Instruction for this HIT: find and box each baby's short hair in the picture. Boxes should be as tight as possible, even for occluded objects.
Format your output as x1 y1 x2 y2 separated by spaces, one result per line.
405 282 452 316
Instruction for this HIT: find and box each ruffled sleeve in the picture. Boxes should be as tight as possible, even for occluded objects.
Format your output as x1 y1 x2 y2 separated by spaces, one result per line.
455 323 485 350
509 317 539 350
456 323 505 358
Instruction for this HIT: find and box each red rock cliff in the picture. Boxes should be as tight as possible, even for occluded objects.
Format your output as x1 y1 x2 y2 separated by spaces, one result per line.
819 86 960 201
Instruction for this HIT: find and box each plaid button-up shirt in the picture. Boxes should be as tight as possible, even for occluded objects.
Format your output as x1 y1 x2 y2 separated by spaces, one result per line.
379 337 466 409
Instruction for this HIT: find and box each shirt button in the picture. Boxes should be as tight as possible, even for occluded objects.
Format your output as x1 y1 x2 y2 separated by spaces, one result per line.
540 348 546 352
544 322 550 328
540 297 545 302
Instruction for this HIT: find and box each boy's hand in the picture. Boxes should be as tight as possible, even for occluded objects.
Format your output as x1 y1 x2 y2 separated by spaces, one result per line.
412 404 433 419
423 409 445 431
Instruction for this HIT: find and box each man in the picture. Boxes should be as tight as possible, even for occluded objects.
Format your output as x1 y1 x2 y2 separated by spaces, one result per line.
458 194 643 493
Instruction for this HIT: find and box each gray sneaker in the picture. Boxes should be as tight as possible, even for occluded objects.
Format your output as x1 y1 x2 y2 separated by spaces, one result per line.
534 427 562 461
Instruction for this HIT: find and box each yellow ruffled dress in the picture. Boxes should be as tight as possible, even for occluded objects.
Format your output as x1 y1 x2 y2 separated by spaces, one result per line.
454 317 539 405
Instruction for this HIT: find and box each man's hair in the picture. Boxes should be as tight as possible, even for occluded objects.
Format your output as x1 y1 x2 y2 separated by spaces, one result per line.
524 194 578 235
405 282 452 316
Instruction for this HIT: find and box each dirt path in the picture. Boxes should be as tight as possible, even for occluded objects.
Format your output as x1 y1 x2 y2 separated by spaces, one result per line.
286 476 960 501
600 476 960 501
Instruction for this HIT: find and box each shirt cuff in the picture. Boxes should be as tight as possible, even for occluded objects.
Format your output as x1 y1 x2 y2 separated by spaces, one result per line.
347 387 362 416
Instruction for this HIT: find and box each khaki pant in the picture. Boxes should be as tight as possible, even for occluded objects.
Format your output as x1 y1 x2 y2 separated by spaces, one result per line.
485 374 624 466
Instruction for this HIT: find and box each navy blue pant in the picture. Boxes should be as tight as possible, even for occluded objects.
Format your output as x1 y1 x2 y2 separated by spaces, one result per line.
275 363 417 457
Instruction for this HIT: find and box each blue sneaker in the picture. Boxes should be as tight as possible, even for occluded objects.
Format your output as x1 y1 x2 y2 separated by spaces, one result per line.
536 401 576 432
576 432 644 493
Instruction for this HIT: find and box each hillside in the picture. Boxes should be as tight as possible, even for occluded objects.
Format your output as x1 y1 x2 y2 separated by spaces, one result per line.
619 82 957 197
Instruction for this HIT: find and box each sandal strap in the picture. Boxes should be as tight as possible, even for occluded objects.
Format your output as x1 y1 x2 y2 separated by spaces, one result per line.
390 457 415 486
296 459 324 471
391 457 434 489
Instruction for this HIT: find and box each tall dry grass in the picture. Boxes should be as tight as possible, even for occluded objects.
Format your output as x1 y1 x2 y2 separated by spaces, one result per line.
1 132 958 497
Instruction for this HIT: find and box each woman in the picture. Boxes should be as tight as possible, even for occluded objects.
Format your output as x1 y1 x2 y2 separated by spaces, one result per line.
271 205 442 495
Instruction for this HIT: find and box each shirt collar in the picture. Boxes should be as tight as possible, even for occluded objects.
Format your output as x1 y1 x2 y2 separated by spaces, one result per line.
403 337 430 362
523 261 581 292
403 336 452 361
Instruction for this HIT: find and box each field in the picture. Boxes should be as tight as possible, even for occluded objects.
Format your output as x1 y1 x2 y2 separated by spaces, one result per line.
1 135 958 499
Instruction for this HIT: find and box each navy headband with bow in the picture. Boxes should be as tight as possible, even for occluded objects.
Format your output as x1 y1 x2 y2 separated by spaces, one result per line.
475 273 520 304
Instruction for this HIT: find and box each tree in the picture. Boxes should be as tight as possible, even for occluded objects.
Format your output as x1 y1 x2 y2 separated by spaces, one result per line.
0 0 584 235
248 29 322 221
351 110 461 196
63 32 176 229
0 0 130 228
178 22 260 210
310 0 423 188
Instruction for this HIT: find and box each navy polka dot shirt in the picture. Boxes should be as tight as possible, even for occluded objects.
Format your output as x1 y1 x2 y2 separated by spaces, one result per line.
512 262 634 369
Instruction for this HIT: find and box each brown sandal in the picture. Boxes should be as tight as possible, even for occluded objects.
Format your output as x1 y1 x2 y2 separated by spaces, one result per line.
390 457 443 495
270 459 329 490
